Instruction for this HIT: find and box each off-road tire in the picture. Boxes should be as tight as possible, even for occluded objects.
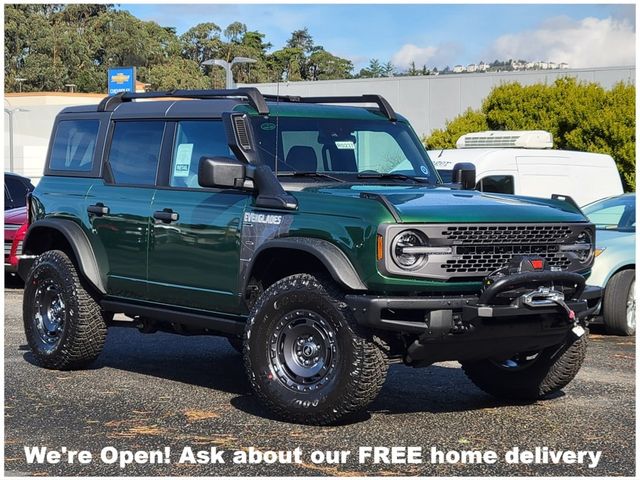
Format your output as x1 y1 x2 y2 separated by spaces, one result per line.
461 331 588 400
603 269 635 336
23 250 107 370
243 274 388 425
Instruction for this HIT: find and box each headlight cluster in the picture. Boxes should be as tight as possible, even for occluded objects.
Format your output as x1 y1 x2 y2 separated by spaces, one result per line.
391 230 428 270
390 230 452 270
559 228 594 263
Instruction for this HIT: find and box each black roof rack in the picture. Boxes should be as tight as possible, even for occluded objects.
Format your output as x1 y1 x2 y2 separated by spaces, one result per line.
96 88 397 121
262 94 397 121
97 87 269 115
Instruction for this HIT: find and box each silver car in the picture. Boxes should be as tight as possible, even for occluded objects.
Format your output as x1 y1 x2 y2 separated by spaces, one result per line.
584 194 636 335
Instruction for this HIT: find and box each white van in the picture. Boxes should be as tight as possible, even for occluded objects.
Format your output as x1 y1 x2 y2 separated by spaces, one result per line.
428 130 623 206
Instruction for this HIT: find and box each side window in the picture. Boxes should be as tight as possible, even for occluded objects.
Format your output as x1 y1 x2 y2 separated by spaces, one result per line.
49 120 100 172
477 175 514 194
170 121 233 188
108 121 165 185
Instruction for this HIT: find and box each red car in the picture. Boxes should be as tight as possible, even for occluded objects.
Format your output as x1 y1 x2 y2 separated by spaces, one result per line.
5 172 34 274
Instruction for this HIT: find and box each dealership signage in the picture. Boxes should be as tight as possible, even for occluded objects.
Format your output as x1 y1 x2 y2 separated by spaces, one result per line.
108 67 136 95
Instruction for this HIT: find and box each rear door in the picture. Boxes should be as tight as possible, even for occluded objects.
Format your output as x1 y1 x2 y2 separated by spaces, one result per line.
84 120 166 299
146 119 250 314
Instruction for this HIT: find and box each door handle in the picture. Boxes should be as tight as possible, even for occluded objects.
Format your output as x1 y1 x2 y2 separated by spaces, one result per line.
153 209 179 223
87 203 109 216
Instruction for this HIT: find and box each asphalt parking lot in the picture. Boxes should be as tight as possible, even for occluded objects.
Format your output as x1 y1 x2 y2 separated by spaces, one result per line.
4 281 636 476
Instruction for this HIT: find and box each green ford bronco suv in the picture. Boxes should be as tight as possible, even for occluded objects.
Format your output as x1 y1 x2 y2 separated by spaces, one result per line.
20 88 601 425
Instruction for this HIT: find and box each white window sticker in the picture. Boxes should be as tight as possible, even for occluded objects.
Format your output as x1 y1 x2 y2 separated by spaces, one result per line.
173 143 193 177
335 140 355 150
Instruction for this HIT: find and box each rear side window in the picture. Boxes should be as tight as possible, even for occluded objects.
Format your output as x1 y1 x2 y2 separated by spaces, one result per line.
49 120 100 172
170 121 233 188
108 121 165 185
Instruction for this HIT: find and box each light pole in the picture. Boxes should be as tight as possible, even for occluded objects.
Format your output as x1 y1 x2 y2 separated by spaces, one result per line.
15 78 26 93
4 106 28 173
202 57 257 89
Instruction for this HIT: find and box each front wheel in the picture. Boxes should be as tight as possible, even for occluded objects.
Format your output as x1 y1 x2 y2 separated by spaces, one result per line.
243 274 388 425
461 331 588 400
23 250 107 370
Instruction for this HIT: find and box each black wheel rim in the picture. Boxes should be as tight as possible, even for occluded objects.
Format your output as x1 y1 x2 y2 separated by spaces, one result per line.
492 351 540 371
269 310 338 392
33 279 66 351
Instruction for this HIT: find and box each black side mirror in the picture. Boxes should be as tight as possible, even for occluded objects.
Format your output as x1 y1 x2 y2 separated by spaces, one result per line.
452 162 476 190
198 156 247 188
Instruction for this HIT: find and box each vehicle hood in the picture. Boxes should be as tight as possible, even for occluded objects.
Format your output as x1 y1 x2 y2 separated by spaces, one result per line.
594 229 636 249
294 184 588 223
4 207 27 225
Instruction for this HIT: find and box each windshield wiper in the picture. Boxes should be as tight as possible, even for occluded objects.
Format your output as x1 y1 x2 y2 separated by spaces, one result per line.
357 172 431 183
277 171 345 183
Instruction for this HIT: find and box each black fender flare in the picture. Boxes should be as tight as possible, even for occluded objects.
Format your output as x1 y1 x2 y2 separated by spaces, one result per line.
20 218 106 294
245 237 368 292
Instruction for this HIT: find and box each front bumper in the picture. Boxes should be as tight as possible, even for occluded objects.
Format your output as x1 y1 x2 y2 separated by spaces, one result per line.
345 284 602 366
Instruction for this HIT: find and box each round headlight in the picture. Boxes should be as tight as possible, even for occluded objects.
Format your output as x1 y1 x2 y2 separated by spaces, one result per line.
391 230 428 270
575 229 594 263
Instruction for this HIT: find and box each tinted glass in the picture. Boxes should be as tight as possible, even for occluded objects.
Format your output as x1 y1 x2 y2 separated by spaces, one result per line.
583 195 635 231
108 122 165 185
5 176 33 208
49 120 100 172
170 121 233 188
477 175 514 194
250 117 438 180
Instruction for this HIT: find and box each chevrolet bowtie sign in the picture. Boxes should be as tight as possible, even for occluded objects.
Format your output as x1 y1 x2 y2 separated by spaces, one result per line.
108 67 136 95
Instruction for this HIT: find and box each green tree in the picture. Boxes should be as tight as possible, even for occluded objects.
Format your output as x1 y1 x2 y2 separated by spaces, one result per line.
146 58 209 90
425 78 636 190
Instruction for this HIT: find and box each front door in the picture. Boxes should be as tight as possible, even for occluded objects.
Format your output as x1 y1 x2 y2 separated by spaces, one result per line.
146 120 250 314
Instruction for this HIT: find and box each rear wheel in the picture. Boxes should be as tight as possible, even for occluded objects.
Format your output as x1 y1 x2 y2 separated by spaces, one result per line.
461 331 588 400
23 250 107 370
243 274 388 425
603 269 635 336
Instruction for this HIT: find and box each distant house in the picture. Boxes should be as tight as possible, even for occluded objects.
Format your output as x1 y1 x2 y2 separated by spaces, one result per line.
559 62 569 69
452 65 465 73
478 62 489 71
467 64 477 73
548 62 557 70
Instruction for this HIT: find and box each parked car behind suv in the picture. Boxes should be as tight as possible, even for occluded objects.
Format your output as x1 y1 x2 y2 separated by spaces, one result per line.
19 88 600 425
5 172 33 274
583 194 635 335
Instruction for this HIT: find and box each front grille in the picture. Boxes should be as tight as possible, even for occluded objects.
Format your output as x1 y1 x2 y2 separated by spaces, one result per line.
441 225 573 245
380 222 593 280
5 241 12 258
443 244 572 274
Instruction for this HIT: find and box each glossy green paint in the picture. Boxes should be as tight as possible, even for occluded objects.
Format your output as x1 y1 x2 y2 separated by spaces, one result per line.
146 188 249 312
32 101 592 319
84 183 155 298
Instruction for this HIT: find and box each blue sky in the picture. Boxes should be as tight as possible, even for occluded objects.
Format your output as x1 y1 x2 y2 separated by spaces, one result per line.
123 3 636 70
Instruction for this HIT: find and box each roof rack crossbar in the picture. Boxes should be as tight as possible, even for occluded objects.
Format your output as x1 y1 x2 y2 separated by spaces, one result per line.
97 87 270 115
262 94 397 122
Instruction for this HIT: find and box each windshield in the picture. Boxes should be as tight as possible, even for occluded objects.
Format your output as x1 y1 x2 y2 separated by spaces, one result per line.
249 116 440 182
583 195 635 232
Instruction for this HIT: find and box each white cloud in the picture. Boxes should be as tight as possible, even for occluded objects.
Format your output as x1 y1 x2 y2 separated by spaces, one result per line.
487 16 635 67
391 42 463 69
392 44 438 68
